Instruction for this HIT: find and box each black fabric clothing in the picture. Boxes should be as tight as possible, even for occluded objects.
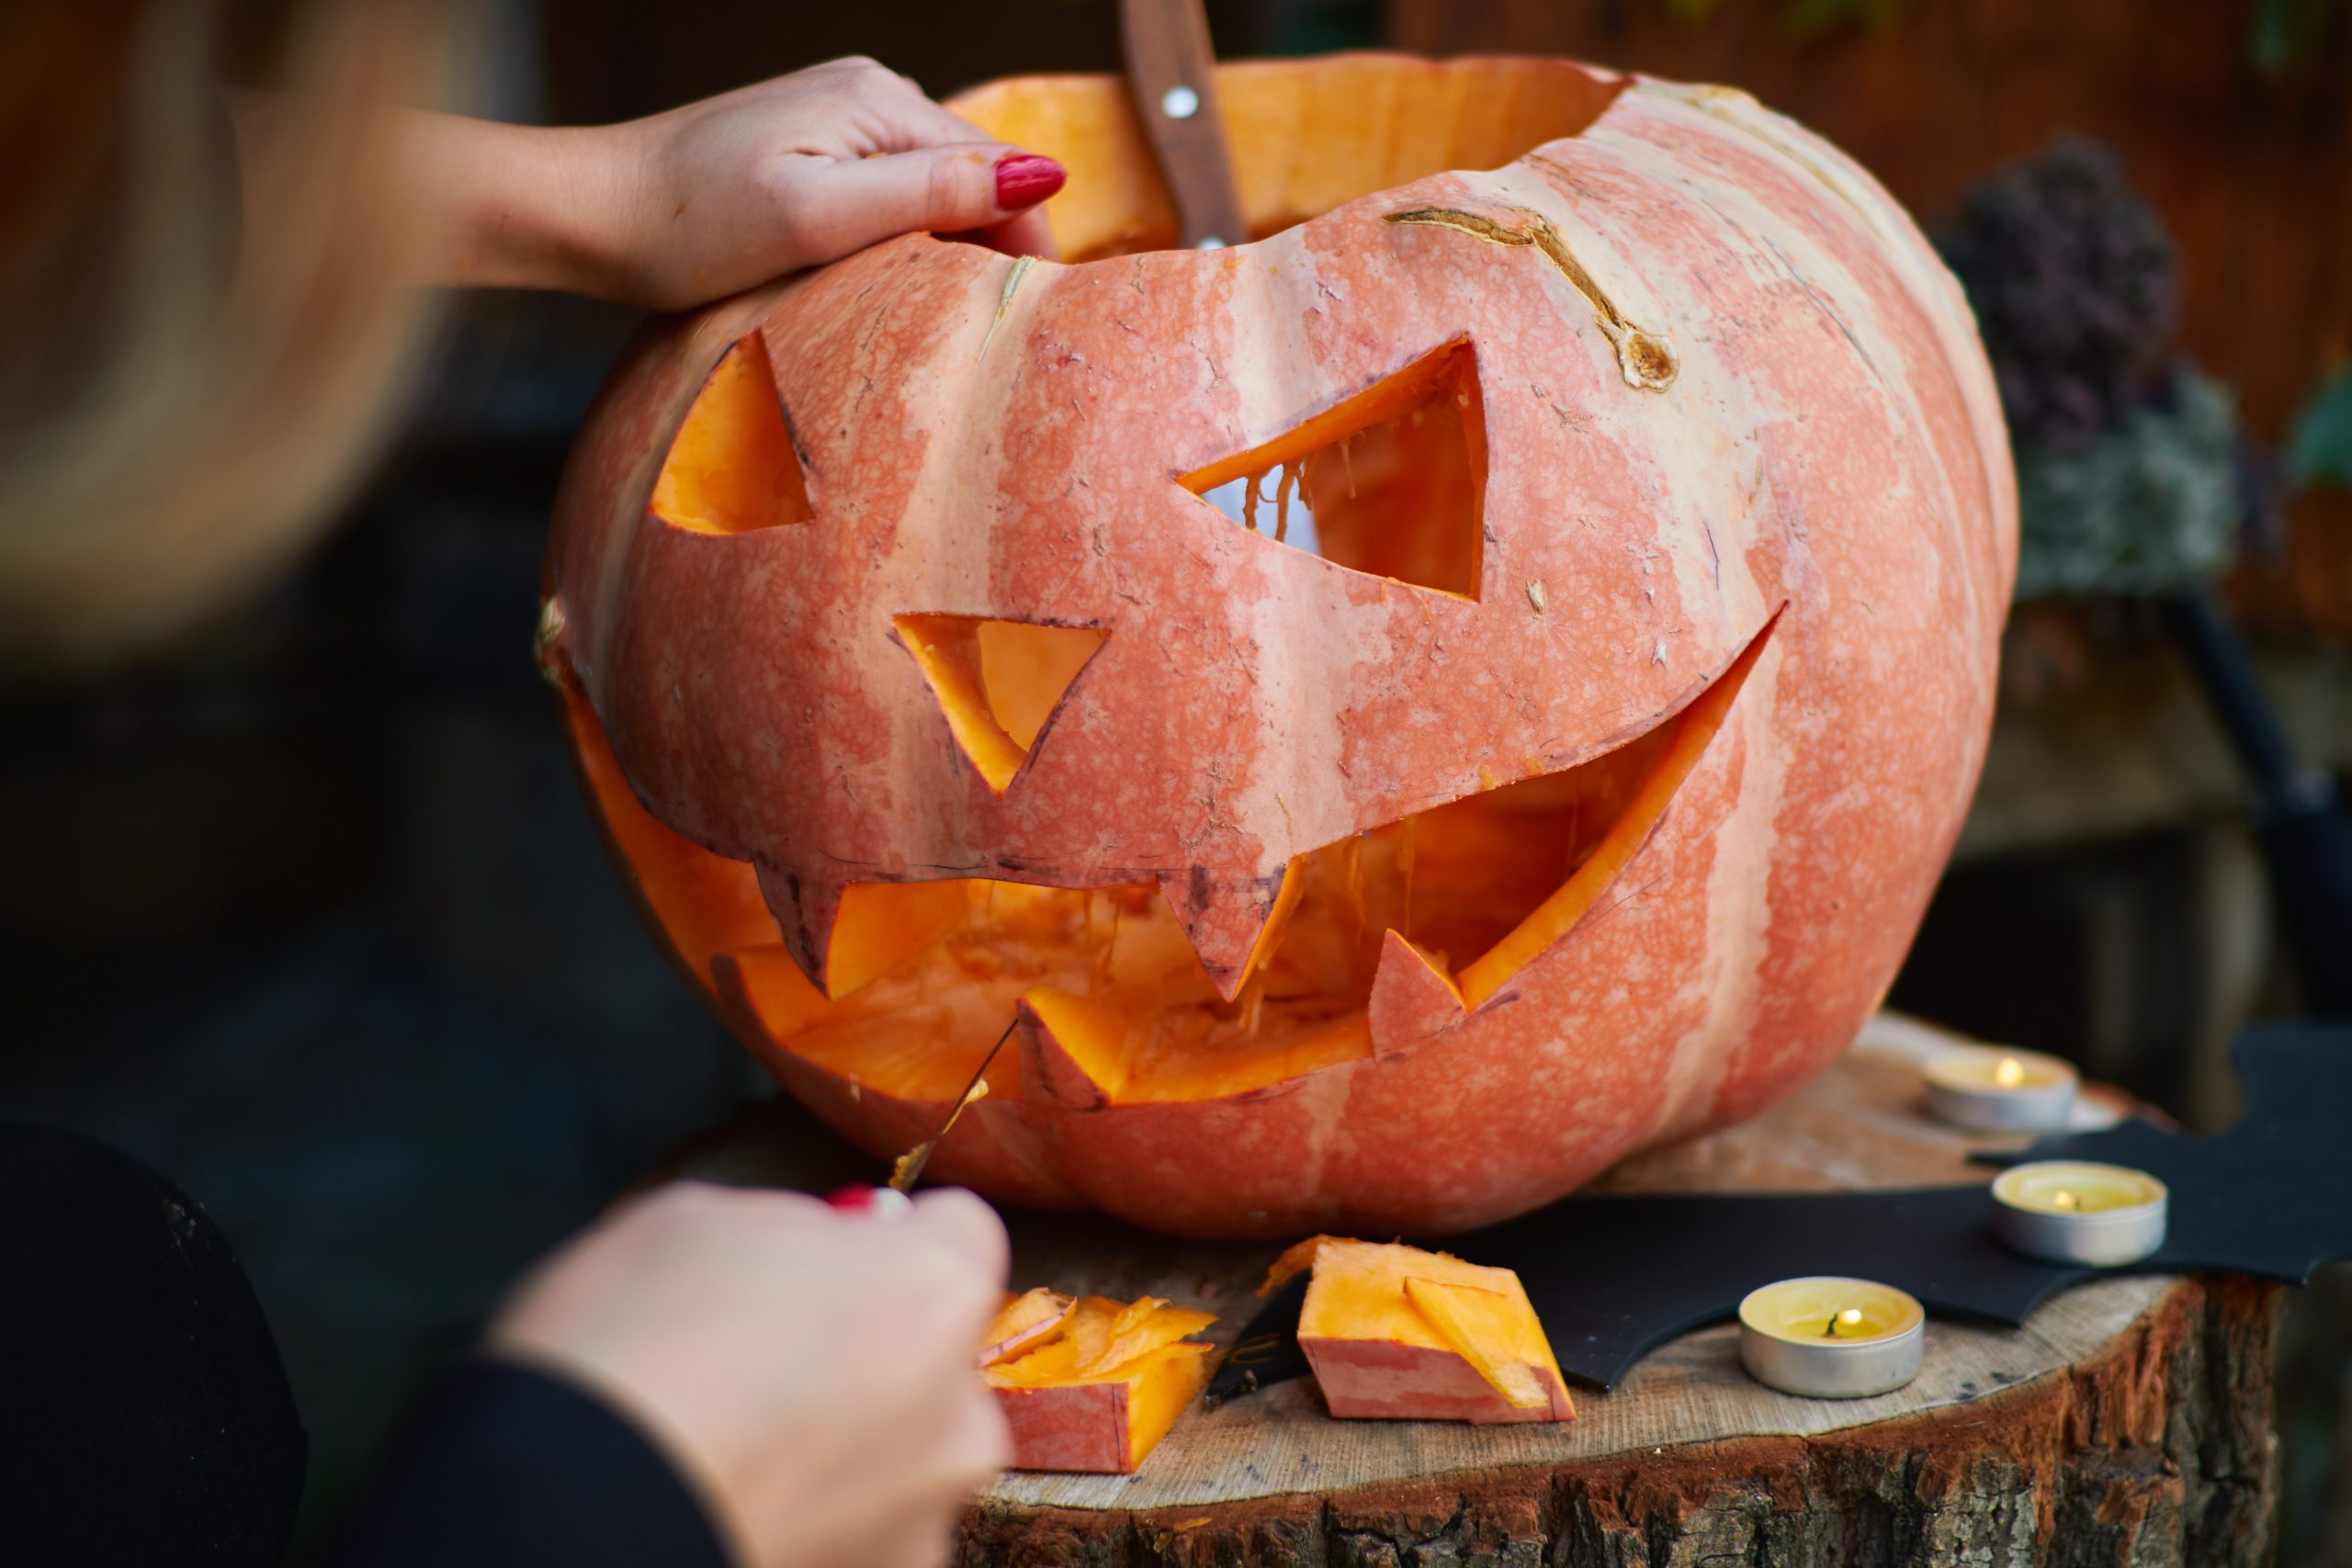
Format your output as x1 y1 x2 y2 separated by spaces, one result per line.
329 1358 732 1568
1 1123 730 1568
0 1122 307 1568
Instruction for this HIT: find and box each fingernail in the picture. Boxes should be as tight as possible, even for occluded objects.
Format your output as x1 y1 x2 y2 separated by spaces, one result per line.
995 153 1067 210
825 1185 912 1218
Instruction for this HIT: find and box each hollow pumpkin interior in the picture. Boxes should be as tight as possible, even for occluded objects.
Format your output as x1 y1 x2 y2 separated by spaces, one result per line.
951 54 1629 260
571 57 1765 1114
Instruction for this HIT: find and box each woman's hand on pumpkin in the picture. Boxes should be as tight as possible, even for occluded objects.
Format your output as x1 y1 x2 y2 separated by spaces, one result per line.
489 1180 1012 1568
412 57 1063 309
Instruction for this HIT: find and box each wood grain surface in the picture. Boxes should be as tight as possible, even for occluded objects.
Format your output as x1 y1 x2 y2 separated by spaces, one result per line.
663 1015 2281 1562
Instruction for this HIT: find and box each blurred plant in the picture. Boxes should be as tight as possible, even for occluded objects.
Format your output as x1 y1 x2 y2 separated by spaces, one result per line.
2288 368 2352 491
1935 140 2179 450
2250 0 2346 74
2012 371 2242 598
1933 140 2247 601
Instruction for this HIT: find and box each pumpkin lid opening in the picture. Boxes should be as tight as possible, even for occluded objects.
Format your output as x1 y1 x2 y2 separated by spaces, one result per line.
949 54 1632 263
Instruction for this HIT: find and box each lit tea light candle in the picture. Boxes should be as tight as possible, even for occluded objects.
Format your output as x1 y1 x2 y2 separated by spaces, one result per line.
1737 1277 1925 1399
1922 1046 2078 1132
1990 1161 2167 1267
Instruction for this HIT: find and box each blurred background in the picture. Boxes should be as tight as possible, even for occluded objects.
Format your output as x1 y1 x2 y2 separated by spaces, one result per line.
3 0 2347 1556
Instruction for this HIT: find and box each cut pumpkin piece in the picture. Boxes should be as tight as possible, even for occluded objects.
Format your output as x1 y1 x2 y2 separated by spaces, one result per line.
982 1292 1218 1472
1295 1238 1572 1424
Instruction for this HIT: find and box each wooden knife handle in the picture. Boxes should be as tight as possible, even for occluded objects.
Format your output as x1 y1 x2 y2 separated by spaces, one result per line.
1118 0 1248 249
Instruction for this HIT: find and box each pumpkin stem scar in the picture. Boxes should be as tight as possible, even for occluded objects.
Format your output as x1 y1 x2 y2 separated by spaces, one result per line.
1385 207 1678 392
978 254 1037 361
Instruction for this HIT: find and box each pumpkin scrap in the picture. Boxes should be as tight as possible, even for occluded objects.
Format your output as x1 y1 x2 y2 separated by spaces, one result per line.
978 1287 1076 1369
1289 1238 1572 1424
980 1292 1217 1472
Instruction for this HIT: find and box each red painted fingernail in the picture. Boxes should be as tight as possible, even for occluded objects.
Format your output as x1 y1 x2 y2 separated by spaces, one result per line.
824 1185 912 1217
995 153 1067 210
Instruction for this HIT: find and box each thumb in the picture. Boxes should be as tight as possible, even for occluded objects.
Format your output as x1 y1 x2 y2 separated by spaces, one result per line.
786 145 1066 265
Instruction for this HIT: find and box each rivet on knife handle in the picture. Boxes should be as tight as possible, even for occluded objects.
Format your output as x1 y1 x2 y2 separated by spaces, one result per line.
1119 0 1248 250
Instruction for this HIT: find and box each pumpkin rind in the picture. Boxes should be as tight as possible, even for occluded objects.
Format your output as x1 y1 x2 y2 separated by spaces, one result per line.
546 54 2015 1237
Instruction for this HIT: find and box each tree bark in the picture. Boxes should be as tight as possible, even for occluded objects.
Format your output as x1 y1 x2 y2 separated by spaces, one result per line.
957 1276 2280 1568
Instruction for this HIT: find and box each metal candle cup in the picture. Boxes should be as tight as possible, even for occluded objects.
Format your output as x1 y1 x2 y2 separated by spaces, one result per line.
1737 1277 1926 1399
1922 1046 2079 1132
1991 1162 2168 1267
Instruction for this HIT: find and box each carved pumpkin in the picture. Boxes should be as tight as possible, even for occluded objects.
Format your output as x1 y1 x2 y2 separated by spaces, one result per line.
544 55 2016 1237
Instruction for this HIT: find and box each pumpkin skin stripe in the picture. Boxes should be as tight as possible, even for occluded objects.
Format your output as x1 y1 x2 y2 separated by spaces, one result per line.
543 55 2014 1237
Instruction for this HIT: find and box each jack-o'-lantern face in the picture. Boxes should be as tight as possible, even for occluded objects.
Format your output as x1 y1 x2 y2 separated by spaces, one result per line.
546 55 2014 1237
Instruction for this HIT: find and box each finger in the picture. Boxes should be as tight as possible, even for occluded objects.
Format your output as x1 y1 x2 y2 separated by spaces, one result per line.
848 72 1001 156
907 1187 1010 1284
784 145 1065 264
949 1381 1012 1477
980 206 1060 262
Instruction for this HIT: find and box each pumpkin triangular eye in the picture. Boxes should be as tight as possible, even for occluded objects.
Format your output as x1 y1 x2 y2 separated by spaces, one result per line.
652 333 814 535
895 615 1108 791
1181 341 1485 600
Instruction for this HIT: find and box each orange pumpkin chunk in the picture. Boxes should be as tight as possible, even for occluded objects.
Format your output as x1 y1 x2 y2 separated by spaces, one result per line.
1292 1238 1572 1424
980 1292 1217 1472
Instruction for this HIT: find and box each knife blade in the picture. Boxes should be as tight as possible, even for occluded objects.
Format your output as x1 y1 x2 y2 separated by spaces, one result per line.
888 1015 1019 1194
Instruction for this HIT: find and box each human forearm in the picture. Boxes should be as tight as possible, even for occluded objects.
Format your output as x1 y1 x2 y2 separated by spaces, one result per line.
401 111 635 299
249 59 1069 314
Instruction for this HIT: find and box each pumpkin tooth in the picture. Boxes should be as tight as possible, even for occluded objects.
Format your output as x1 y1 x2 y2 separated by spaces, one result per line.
1157 863 1295 1003
1367 929 1467 1056
1017 987 1125 1108
754 860 851 995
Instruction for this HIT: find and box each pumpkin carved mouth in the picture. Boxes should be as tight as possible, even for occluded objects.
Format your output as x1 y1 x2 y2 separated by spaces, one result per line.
569 610 1772 1114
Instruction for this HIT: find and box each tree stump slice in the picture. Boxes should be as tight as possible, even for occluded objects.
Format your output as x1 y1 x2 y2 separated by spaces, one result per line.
664 1016 2283 1566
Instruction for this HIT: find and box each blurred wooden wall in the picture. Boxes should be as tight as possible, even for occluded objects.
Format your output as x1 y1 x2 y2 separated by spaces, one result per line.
1387 0 2352 636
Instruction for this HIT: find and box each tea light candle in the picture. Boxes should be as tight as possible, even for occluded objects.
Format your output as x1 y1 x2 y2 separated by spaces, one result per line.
1737 1277 1925 1399
1991 1161 2167 1267
1922 1046 2078 1132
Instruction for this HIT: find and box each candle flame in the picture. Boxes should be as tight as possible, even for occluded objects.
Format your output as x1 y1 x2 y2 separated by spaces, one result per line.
2052 1190 2079 1212
1824 1306 1867 1338
1994 1055 2025 1089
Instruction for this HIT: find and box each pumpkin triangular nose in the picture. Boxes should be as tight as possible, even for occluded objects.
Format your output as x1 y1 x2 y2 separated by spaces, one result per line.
1159 863 1295 1002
